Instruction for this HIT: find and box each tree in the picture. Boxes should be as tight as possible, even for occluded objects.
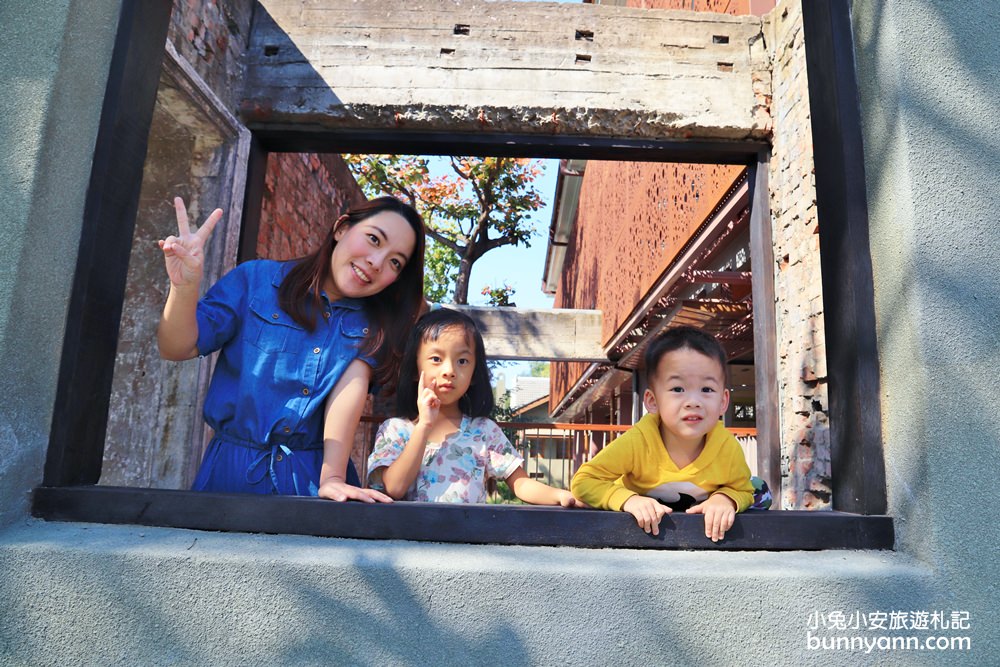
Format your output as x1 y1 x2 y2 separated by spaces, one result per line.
345 154 544 304
481 282 516 307
529 361 550 377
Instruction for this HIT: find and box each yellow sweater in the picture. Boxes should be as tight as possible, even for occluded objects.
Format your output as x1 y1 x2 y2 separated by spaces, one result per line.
571 413 754 512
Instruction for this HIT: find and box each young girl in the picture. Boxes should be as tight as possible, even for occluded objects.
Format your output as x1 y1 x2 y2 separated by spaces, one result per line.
158 195 425 502
367 308 585 506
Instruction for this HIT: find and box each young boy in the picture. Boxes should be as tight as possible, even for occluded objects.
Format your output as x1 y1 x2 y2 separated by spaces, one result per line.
571 326 754 542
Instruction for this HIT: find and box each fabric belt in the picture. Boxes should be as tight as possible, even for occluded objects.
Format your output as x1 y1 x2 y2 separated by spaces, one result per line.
213 431 322 495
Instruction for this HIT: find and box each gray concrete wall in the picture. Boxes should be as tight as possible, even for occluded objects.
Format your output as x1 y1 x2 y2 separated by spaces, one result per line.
0 0 121 526
854 0 1000 612
1 0 999 664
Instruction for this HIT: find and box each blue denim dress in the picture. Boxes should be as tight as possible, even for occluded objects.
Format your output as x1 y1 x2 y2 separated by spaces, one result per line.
191 260 372 495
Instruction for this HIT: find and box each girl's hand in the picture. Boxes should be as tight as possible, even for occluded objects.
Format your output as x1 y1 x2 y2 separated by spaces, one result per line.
555 490 589 508
318 479 393 503
158 197 223 288
415 371 441 426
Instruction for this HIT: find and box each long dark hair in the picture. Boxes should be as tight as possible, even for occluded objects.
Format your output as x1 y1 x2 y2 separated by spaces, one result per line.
396 309 494 419
278 196 426 389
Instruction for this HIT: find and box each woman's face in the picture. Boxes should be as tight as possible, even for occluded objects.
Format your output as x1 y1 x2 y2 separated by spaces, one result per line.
324 210 417 301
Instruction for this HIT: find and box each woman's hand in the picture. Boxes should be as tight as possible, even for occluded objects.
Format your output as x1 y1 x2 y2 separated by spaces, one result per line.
158 197 223 288
318 479 393 503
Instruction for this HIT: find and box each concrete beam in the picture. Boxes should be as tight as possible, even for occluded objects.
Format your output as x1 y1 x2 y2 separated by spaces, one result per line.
245 0 770 139
440 305 605 362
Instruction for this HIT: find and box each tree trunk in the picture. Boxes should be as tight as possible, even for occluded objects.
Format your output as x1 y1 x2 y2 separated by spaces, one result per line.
452 256 473 304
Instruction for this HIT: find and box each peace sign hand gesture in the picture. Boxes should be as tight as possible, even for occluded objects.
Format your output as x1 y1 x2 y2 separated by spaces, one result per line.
158 197 223 288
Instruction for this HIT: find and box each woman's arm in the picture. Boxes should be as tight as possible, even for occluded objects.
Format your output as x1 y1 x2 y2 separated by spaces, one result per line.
157 197 223 361
506 467 586 507
379 372 440 499
317 358 392 503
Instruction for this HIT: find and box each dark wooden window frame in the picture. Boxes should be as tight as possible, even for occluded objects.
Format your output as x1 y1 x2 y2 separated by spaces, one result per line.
33 0 892 550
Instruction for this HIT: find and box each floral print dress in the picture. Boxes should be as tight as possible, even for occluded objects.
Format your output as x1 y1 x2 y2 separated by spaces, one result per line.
367 416 523 503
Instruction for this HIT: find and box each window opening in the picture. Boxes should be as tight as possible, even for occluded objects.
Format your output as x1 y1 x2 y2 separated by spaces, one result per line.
37 0 888 549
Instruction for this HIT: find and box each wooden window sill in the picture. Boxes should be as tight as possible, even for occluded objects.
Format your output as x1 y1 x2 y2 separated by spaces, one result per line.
32 486 893 551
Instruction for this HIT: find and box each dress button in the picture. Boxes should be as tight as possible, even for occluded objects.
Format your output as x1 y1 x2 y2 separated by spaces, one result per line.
302 388 310 396
283 426 290 433
271 313 279 319
313 347 321 354
275 453 284 462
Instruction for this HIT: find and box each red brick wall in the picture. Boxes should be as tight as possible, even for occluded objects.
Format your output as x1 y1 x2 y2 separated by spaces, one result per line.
257 153 367 260
169 0 254 113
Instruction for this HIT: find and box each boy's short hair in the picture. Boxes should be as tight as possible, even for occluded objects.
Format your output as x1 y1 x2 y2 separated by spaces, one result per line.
644 326 729 385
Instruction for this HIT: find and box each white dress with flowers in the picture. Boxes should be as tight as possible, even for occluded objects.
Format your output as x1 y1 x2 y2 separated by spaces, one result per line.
367 415 523 503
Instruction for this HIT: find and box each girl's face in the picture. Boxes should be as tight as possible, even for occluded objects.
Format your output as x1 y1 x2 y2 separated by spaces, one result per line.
417 326 476 410
324 210 416 301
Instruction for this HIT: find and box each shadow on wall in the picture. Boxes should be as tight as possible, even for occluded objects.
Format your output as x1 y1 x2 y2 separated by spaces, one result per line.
855 0 1000 608
0 522 946 664
243 5 343 122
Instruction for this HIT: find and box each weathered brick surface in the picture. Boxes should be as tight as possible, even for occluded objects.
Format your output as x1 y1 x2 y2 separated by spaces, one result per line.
765 0 829 509
168 0 255 113
257 153 366 260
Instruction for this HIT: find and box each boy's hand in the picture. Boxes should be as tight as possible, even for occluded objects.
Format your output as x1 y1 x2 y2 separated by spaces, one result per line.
415 371 441 426
687 493 737 542
622 495 671 536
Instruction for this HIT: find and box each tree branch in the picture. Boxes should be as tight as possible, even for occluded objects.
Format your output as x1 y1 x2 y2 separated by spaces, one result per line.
425 226 463 254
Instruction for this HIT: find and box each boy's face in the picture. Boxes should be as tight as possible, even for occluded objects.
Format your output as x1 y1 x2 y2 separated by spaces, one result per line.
643 347 730 450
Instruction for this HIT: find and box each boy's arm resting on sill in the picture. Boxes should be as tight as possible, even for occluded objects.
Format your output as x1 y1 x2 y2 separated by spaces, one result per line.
708 444 756 512
569 436 637 511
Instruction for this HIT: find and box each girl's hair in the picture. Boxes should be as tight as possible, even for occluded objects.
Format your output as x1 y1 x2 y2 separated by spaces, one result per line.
278 196 426 389
395 308 494 419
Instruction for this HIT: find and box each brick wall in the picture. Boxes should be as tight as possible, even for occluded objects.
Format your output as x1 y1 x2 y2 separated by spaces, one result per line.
554 161 746 344
765 0 829 509
168 0 255 113
257 153 367 260
551 162 744 410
